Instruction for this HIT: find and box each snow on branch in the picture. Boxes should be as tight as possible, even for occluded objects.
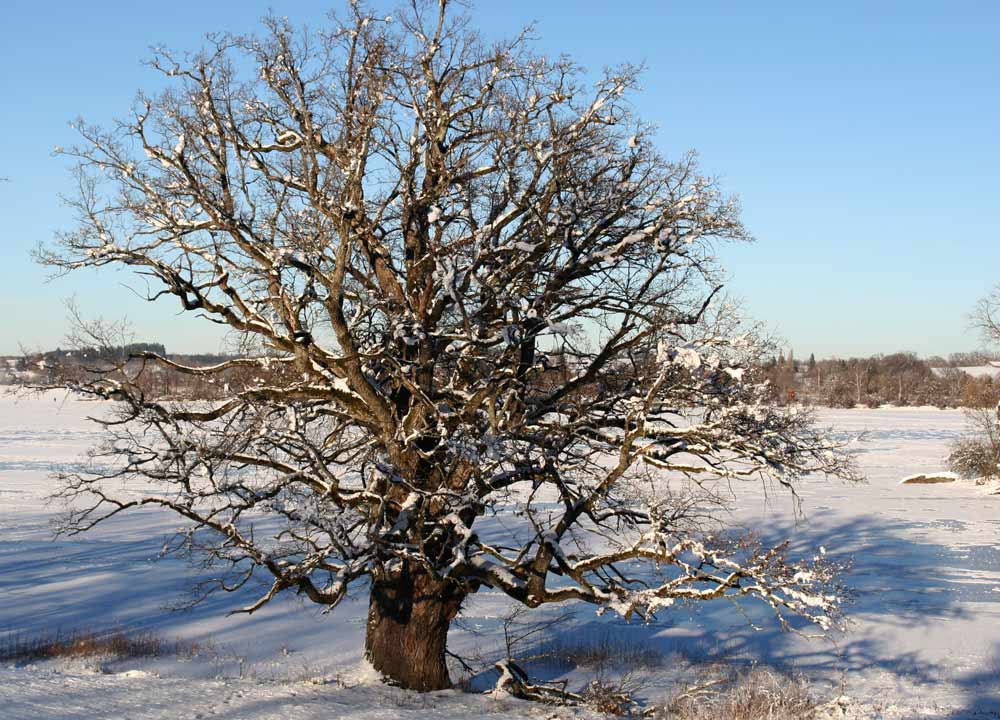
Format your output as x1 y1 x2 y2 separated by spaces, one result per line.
39 0 856 647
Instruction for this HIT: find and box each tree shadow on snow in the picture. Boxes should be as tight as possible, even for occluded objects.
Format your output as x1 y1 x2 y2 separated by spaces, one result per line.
944 642 1000 719
5 502 1000 710
0 509 369 673
465 512 1000 708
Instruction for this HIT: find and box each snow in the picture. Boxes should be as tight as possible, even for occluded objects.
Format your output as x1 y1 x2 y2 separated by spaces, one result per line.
0 664 596 720
275 130 302 146
2 395 1000 718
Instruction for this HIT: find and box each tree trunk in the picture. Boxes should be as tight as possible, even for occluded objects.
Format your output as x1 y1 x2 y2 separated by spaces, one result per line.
364 562 465 691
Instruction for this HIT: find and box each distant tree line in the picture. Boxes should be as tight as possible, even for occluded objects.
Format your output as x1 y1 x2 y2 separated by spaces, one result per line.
10 342 1000 410
761 351 1000 409
35 343 168 362
10 343 260 399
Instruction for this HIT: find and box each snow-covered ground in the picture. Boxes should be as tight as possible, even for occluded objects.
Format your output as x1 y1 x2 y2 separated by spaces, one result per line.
1 393 999 718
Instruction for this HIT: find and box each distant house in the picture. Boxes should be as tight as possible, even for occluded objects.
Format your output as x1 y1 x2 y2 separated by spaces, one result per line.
930 364 1000 380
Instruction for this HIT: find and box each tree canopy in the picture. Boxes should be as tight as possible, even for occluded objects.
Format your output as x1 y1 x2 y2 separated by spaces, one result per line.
39 0 856 691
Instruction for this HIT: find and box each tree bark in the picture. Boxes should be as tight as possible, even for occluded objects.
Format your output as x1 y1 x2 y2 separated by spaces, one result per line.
364 562 465 691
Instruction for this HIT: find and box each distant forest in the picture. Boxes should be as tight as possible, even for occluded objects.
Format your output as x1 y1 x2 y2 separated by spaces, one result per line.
30 343 233 366
7 344 1000 409
762 350 1000 408
6 343 241 398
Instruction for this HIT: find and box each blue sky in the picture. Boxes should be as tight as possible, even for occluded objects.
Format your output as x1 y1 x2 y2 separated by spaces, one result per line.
1 1 997 357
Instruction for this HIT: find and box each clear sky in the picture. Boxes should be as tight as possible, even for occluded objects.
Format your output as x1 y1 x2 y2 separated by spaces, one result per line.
1 1 998 358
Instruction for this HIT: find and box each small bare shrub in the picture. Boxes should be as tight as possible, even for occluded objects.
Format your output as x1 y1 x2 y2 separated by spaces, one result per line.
580 677 648 717
662 666 815 720
948 408 1000 482
948 439 1000 481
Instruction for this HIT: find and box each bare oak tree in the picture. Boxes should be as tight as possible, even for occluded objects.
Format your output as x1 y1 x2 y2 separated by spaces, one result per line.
39 1 856 691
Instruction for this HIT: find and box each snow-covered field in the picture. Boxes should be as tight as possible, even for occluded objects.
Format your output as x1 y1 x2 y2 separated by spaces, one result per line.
2 393 999 718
